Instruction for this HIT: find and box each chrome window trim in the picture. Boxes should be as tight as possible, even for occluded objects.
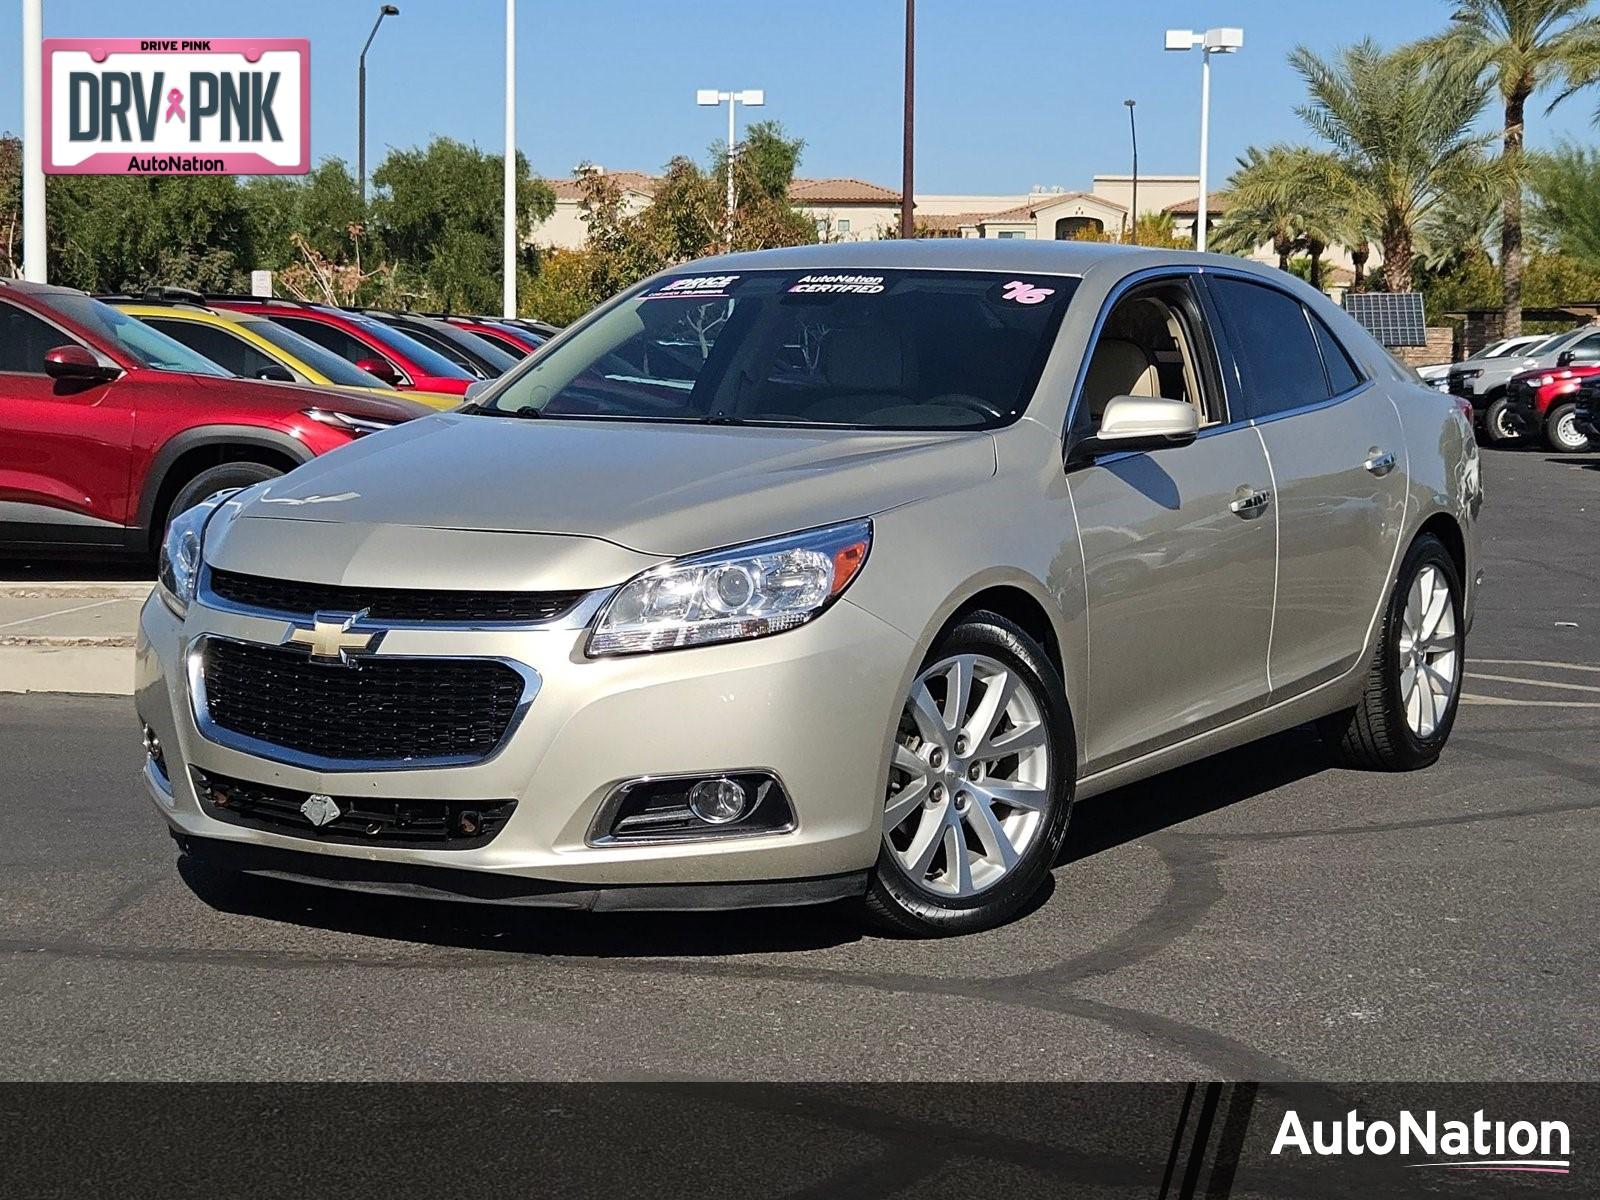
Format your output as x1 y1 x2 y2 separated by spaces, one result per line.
584 768 798 848
195 565 614 632
185 633 542 773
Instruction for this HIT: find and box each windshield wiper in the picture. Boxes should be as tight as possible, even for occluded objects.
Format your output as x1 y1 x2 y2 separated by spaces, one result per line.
460 403 540 418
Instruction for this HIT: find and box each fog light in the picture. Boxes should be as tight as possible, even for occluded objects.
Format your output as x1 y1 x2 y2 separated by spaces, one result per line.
688 777 749 824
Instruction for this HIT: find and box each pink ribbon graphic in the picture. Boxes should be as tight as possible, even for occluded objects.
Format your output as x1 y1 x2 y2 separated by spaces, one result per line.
164 88 185 123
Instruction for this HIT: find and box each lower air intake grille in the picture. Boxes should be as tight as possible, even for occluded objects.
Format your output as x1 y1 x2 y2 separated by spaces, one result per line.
199 638 527 764
192 768 517 849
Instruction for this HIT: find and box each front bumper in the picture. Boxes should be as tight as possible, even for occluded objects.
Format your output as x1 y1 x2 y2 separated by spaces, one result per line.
136 585 914 901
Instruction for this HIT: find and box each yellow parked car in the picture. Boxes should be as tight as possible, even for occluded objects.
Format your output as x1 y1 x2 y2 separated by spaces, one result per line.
109 299 461 411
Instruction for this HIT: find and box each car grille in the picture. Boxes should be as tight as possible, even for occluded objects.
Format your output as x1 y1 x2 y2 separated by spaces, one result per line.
207 567 582 624
191 768 517 849
199 638 526 764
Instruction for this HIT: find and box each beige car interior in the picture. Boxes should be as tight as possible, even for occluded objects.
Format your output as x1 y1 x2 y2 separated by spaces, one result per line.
1081 290 1216 429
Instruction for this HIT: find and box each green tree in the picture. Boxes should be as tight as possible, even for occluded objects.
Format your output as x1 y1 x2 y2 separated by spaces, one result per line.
0 134 20 277
1290 39 1502 291
1527 142 1600 264
241 159 368 269
370 137 555 312
1418 1 1600 335
1212 144 1352 286
46 174 254 293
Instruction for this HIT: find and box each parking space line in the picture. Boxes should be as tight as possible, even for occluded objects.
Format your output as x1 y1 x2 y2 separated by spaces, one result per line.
1462 694 1600 707
0 598 122 632
1470 658 1600 673
1466 671 1600 694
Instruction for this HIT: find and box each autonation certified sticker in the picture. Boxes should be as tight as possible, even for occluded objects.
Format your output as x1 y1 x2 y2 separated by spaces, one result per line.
43 38 310 175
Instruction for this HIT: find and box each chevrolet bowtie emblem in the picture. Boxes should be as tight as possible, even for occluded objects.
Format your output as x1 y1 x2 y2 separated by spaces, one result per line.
283 609 384 664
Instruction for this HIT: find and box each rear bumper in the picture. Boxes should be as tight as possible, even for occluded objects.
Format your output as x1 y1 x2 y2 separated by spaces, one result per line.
172 830 868 911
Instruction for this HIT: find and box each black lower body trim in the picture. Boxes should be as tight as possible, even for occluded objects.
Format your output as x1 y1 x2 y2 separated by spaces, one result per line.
172 832 869 912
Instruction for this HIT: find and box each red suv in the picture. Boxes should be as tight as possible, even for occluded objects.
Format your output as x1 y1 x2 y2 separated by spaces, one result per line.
1502 363 1600 452
211 298 478 396
429 314 547 357
0 280 430 556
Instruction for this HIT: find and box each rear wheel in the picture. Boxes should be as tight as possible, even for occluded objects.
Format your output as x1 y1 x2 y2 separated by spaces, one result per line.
1545 402 1593 453
865 612 1075 937
1481 395 1522 447
1318 534 1463 771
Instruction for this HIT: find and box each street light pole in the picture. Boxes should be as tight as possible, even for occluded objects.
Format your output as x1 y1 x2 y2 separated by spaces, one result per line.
358 4 399 206
503 0 516 318
900 0 915 239
696 88 765 249
1165 26 1242 253
21 0 45 282
1124 99 1138 245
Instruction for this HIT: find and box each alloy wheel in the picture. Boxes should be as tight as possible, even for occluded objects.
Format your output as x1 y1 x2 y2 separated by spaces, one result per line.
1491 405 1516 441
1397 564 1459 739
1554 410 1586 452
884 653 1051 897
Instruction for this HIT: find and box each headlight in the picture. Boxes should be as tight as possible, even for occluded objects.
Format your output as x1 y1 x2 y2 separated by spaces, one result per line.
303 408 396 436
156 490 238 616
587 520 871 656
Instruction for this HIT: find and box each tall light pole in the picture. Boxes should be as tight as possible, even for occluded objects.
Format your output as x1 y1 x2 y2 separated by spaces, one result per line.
696 88 765 249
1164 27 1243 252
358 4 400 205
1123 99 1138 245
21 0 45 281
503 0 516 318
900 0 915 239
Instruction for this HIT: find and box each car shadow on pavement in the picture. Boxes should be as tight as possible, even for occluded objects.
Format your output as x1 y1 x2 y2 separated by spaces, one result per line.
174 727 1331 958
1544 454 1600 470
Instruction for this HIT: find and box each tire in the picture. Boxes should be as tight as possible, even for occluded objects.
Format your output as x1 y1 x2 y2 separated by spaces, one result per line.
1544 402 1594 453
1481 395 1522 447
162 462 282 539
1317 534 1464 771
865 611 1076 937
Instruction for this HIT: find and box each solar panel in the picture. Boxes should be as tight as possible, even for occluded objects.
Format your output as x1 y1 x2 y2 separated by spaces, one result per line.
1342 292 1427 347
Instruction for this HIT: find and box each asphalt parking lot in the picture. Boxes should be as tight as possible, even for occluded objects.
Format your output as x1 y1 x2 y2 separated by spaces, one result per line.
0 446 1595 1082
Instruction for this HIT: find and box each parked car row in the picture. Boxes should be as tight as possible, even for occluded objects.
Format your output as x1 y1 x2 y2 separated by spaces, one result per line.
1446 325 1600 452
0 278 557 556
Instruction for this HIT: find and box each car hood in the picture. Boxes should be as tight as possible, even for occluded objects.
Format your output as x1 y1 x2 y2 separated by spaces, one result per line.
183 374 433 423
228 413 997 558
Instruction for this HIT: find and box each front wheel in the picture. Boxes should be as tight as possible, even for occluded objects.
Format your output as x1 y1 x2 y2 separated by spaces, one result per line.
865 612 1075 937
1318 534 1464 771
1480 395 1522 447
1545 402 1594 453
161 462 283 543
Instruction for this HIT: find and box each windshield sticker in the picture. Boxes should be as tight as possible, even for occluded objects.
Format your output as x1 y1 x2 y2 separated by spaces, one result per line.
788 273 887 295
645 275 741 300
998 280 1056 305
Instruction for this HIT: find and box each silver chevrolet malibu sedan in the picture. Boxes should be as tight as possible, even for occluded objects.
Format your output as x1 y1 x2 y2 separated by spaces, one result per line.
136 241 1481 936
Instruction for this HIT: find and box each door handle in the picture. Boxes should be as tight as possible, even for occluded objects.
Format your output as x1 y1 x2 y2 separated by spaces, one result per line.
1229 486 1272 517
1363 449 1396 477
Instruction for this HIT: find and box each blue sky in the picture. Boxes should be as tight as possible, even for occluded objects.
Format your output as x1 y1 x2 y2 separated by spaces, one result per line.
5 0 1598 193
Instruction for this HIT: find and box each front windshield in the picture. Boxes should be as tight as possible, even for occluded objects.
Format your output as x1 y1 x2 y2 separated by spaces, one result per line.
44 294 229 375
336 311 473 380
247 318 396 388
481 269 1076 429
1522 334 1569 358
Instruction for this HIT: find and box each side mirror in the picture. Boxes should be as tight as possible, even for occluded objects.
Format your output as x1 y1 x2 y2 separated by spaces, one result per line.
1073 395 1199 462
42 344 119 383
463 379 492 402
1557 351 1575 368
253 364 296 383
355 356 402 385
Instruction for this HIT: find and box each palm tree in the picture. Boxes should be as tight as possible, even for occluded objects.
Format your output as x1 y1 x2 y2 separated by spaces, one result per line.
1291 39 1502 292
1528 142 1600 264
1212 145 1352 288
1419 2 1600 336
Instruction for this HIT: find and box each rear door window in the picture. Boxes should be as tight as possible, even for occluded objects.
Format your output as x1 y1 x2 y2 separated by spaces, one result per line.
1207 276 1331 420
1308 313 1363 395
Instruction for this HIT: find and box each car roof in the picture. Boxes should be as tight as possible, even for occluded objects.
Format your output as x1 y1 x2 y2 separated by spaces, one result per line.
113 302 262 327
687 237 1216 277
